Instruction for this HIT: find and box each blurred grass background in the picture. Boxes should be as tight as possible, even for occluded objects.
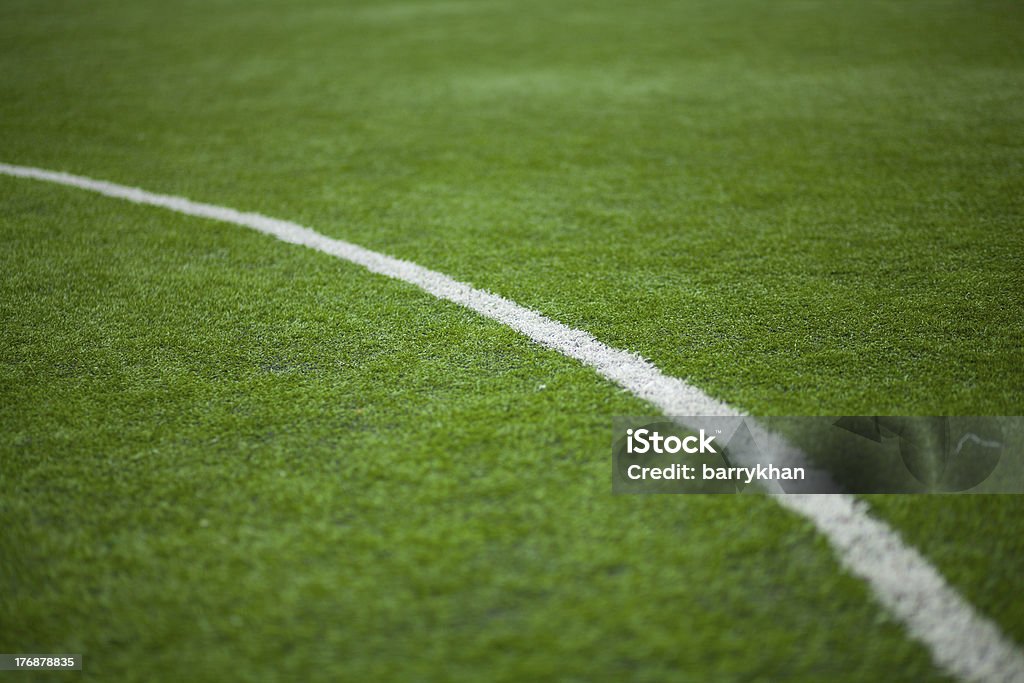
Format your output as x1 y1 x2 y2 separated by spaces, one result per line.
2 0 1023 679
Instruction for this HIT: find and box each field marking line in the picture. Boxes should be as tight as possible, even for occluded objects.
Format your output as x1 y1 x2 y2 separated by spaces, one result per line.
2 161 1022 682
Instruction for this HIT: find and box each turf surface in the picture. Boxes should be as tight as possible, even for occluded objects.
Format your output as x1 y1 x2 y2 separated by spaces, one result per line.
1 0 1023 680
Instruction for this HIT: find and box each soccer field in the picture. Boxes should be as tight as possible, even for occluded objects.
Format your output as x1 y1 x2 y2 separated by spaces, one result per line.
2 0 1023 680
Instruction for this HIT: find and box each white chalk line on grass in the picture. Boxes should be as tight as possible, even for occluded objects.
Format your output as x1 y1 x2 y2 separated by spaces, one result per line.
2 161 1022 682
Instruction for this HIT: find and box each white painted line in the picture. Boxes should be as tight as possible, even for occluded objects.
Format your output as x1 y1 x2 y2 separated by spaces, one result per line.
781 494 1024 683
2 161 1022 682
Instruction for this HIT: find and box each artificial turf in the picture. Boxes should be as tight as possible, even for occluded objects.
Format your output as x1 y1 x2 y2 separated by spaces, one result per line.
1 180 944 681
1 0 1023 680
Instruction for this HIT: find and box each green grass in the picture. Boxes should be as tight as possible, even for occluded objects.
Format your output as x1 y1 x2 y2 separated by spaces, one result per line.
1 181 942 681
1 0 1023 680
